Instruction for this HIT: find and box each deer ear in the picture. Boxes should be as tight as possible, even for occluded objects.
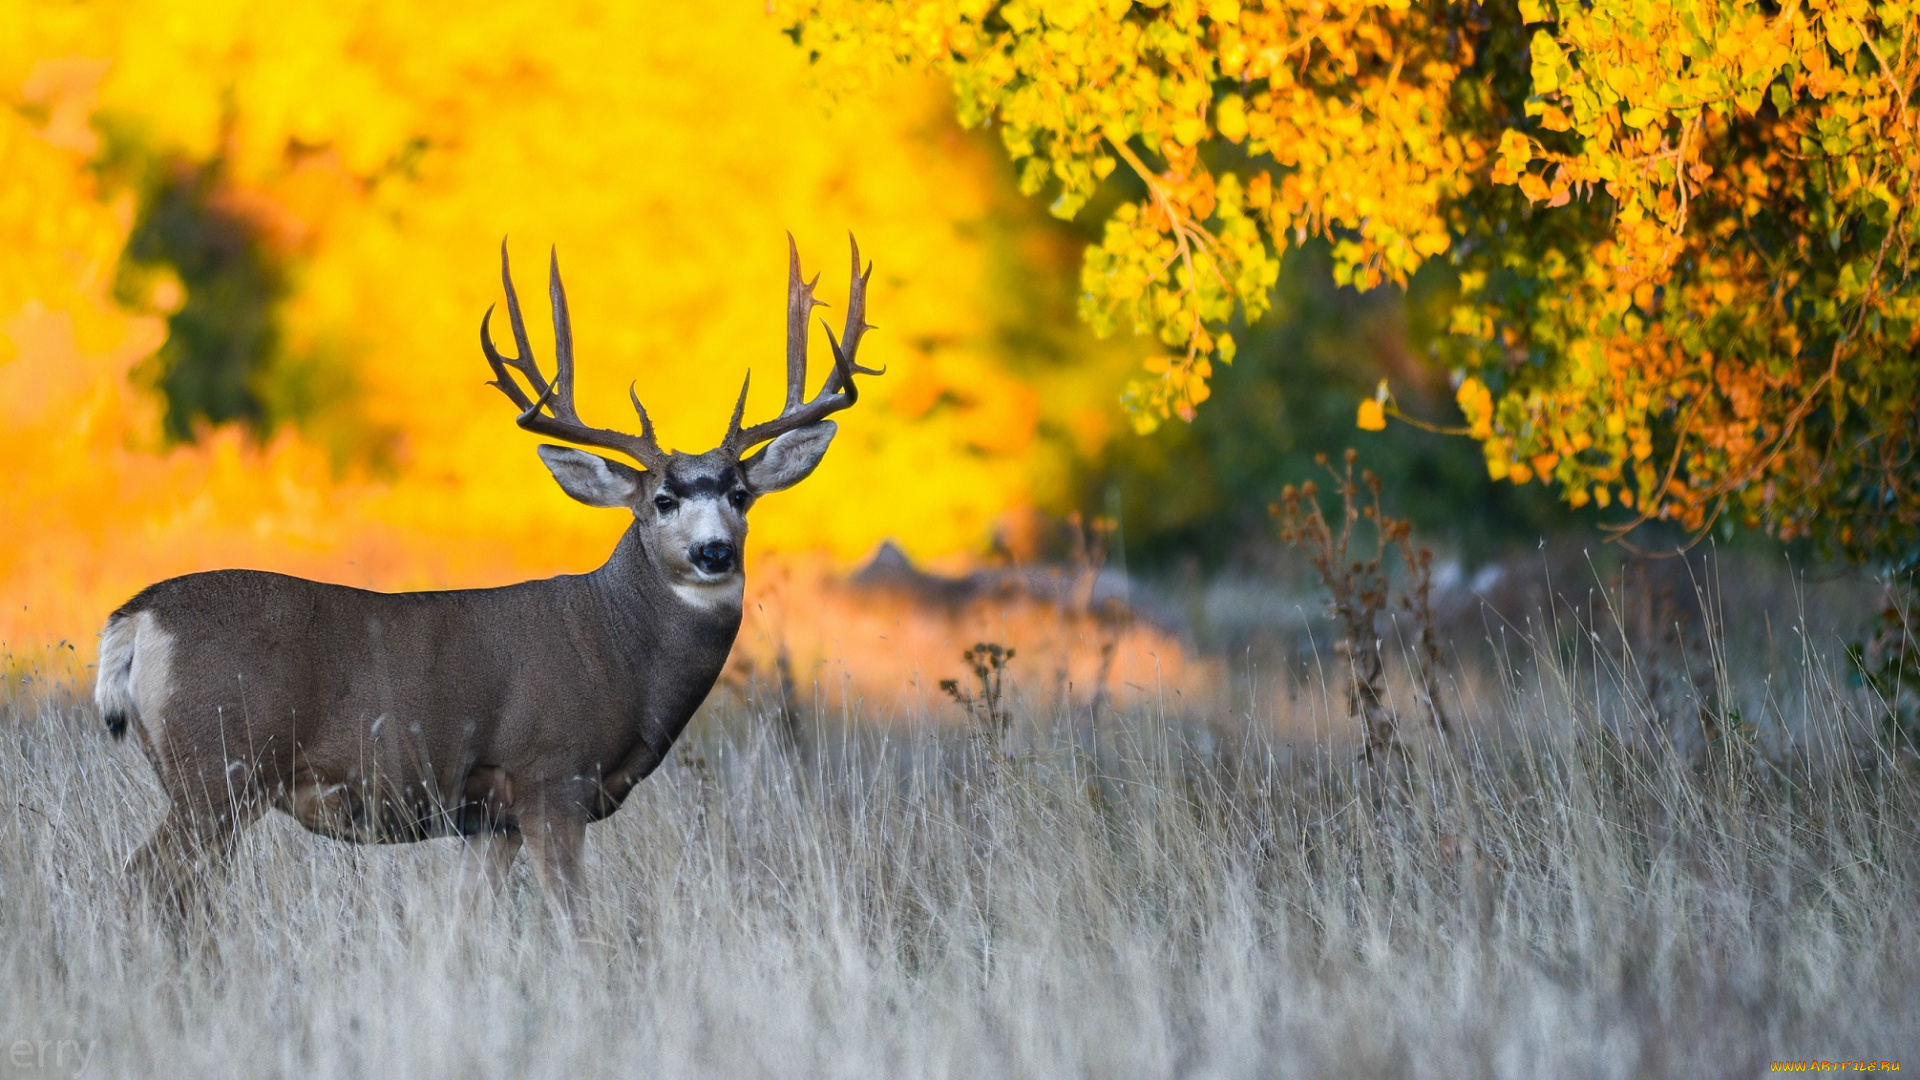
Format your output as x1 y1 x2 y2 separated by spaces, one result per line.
537 445 644 508
742 421 836 494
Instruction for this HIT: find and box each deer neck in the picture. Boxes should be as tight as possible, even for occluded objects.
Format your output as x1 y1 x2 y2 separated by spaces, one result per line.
591 521 744 650
584 522 742 762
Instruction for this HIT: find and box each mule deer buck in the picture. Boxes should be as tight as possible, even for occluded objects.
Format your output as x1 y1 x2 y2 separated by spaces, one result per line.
94 236 880 927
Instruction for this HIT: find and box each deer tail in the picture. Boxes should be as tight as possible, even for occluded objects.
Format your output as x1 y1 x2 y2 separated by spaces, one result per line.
94 608 144 740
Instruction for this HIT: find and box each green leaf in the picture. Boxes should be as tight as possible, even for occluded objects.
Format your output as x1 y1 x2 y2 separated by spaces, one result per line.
1530 31 1566 94
1050 190 1090 219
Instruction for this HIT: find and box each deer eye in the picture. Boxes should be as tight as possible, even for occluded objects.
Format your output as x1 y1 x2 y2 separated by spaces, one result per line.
728 489 748 510
653 494 677 513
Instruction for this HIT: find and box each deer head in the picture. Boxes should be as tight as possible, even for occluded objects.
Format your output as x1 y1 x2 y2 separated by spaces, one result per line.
479 236 881 606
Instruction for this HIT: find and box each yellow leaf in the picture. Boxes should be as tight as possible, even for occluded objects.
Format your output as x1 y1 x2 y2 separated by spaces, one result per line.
1529 31 1566 94
1826 18 1862 54
1206 0 1241 23
1356 399 1387 431
1413 229 1451 256
1215 94 1247 143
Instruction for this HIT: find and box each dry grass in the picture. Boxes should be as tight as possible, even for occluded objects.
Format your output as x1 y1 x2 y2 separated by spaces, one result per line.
2 592 1917 1078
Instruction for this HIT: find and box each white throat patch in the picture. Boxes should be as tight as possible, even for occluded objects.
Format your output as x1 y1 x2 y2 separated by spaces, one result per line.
671 577 744 612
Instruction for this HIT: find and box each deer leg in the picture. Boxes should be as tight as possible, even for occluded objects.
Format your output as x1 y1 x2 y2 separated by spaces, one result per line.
128 797 258 923
459 828 523 912
519 806 588 938
457 765 521 891
128 810 193 913
480 828 524 892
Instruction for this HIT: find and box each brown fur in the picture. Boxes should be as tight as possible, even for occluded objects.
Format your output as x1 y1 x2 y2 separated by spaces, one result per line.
97 442 831 929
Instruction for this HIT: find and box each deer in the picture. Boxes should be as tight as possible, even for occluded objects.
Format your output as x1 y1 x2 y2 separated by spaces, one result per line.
92 235 881 929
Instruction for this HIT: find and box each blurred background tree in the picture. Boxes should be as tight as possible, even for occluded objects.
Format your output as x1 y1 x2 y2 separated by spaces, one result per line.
5 0 1904 662
0 2 1149 651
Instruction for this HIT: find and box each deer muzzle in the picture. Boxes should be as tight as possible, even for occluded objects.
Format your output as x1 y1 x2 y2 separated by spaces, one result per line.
689 540 737 576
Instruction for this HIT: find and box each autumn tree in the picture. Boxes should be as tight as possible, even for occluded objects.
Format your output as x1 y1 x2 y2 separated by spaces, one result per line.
780 0 1920 565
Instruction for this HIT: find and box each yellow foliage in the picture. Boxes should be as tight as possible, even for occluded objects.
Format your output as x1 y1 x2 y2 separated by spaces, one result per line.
0 2 1142 655
784 0 1920 557
1478 0 1920 550
782 0 1472 423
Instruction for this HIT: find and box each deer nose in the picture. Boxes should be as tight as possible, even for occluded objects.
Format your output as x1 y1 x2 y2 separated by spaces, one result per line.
689 540 736 575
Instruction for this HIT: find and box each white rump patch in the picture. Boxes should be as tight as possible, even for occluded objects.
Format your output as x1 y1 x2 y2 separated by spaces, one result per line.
126 611 177 749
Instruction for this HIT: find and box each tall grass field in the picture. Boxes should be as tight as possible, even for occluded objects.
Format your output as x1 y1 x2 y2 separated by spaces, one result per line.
1 565 1915 1078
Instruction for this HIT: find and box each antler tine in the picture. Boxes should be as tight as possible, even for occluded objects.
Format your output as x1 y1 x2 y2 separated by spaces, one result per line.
480 305 532 411
501 240 538 387
821 232 883 394
733 234 882 452
786 232 825 413
628 381 659 446
720 371 751 453
547 247 581 424
481 242 549 411
480 238 669 471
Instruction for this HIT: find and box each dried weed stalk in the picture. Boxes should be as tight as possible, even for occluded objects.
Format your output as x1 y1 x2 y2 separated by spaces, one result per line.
1065 512 1124 728
1273 450 1450 764
940 642 1016 748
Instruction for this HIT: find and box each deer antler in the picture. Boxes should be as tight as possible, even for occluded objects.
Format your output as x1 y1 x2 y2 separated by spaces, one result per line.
481 240 670 472
723 233 882 455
